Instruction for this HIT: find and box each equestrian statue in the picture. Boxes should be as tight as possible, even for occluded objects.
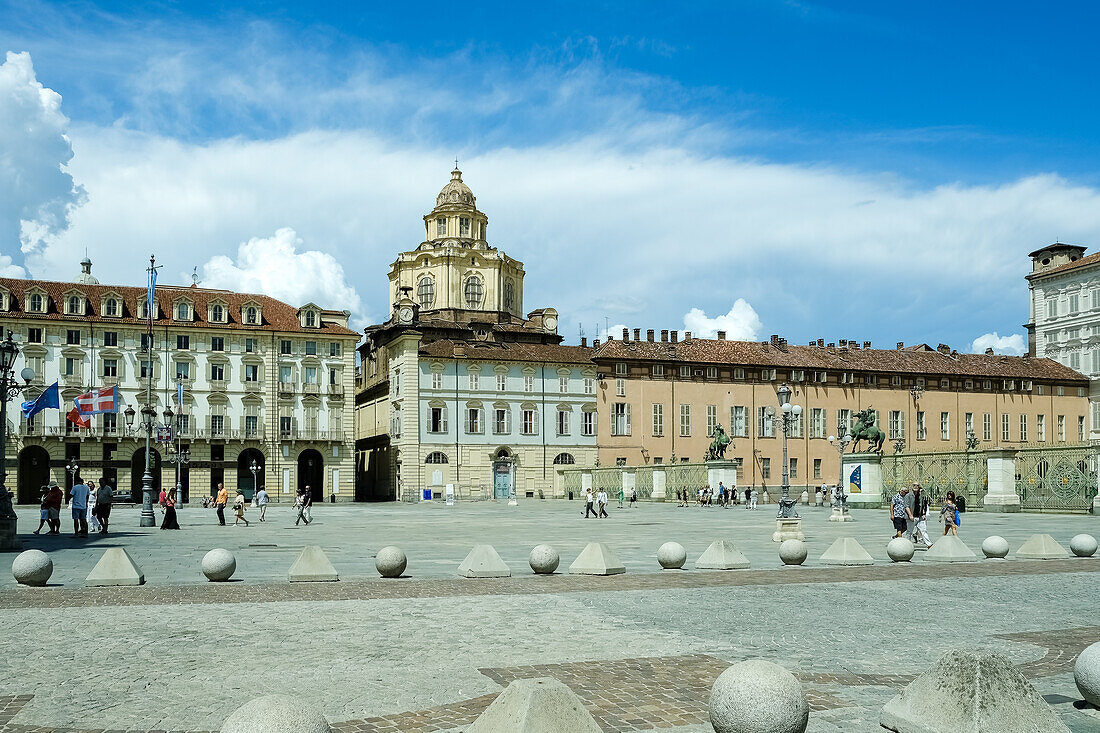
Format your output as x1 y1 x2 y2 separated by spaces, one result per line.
707 424 732 460
849 407 886 453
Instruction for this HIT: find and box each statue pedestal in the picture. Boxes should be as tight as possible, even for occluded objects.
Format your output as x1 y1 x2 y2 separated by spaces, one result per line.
772 517 804 542
706 460 738 494
0 517 21 552
843 453 883 509
828 506 854 522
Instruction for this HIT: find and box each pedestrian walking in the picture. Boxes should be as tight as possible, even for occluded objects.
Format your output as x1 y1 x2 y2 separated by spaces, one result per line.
95 480 113 534
86 481 102 533
744 487 751 506
911 484 932 547
629 487 638 508
69 478 91 537
718 482 727 507
33 487 49 534
597 489 609 518
940 491 959 536
890 485 909 539
749 488 758 509
161 490 180 529
215 483 228 526
44 483 63 534
583 488 597 518
617 486 624 509
233 491 249 526
302 486 314 523
255 485 269 522
903 483 917 541
294 486 312 526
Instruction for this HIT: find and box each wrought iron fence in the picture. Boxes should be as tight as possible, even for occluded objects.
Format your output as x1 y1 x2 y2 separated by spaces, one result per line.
882 450 987 510
562 470 582 498
635 466 654 499
1015 445 1098 513
665 463 710 499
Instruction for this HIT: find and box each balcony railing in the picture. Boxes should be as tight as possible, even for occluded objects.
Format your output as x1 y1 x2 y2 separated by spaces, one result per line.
328 384 345 397
210 380 228 392
279 428 347 442
244 381 263 393
303 383 321 395
61 374 83 388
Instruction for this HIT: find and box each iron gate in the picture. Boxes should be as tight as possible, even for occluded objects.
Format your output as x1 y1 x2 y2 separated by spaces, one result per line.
1015 446 1098 513
881 450 987 510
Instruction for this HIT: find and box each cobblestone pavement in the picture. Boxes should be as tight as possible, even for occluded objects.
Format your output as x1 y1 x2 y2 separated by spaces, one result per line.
3 502 1100 732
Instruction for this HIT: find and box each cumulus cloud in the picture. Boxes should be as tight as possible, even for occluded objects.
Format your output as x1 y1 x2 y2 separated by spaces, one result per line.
683 300 762 340
200 228 365 325
0 51 84 267
970 332 1026 356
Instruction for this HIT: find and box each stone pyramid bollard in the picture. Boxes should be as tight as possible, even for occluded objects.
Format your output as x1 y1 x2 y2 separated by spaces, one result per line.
466 678 600 733
880 650 1070 732
288 545 339 582
568 542 626 575
695 540 750 570
924 535 977 563
1014 533 1071 560
85 547 145 586
458 544 511 578
819 537 874 566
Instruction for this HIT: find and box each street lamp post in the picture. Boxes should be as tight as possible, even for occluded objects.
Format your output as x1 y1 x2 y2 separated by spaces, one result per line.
66 459 79 492
249 459 260 502
139 403 157 527
0 331 36 550
827 431 853 522
774 383 802 520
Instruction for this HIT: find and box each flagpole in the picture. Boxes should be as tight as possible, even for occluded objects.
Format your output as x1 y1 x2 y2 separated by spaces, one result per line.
139 255 157 528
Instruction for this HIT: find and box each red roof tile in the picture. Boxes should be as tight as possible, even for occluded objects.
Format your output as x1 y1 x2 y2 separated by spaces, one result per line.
419 339 594 365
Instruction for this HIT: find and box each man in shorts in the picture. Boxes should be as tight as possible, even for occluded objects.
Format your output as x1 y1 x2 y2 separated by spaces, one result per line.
33 487 49 534
890 485 910 539
44 483 63 534
69 478 91 537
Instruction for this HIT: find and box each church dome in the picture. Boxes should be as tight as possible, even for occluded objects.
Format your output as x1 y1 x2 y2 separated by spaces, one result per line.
74 257 99 285
436 166 476 208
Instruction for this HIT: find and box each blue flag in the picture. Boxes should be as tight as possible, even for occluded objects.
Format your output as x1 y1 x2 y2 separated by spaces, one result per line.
848 465 862 494
22 382 60 419
177 380 184 408
147 263 157 318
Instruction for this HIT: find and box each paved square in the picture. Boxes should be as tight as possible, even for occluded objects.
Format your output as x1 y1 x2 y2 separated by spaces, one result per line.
2 501 1099 732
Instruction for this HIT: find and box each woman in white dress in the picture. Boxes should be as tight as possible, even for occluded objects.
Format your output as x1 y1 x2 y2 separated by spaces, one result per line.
86 480 102 533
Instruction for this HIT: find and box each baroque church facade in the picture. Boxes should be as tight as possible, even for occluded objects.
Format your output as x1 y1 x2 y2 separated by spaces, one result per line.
355 167 597 501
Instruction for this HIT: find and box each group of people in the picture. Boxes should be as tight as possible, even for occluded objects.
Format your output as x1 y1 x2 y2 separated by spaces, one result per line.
582 487 637 517
889 483 963 547
676 482 758 509
33 479 113 537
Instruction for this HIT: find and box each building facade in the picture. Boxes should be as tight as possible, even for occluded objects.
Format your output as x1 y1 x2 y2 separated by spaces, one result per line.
0 259 360 504
593 329 1089 494
1026 241 1100 438
356 167 595 500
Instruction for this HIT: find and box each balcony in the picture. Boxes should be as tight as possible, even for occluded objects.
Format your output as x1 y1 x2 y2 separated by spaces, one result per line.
328 384 345 397
303 383 321 396
279 428 347 443
61 374 83 388
101 376 120 388
244 381 263 393
278 382 296 397
210 379 228 392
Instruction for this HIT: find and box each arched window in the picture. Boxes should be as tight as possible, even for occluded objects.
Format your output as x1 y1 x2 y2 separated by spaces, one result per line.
417 277 435 309
68 295 80 314
553 453 576 465
305 311 316 327
212 304 224 322
105 298 118 317
464 276 483 308
503 279 515 310
246 307 258 325
425 451 449 464
29 294 42 312
177 303 189 320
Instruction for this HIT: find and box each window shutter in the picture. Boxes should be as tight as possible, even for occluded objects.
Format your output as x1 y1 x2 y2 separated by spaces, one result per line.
625 403 632 436
442 406 448 433
505 409 511 433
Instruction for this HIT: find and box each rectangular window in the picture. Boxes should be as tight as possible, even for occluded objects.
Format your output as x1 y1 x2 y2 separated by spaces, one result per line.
1019 414 1028 442
1079 415 1086 442
429 406 448 433
813 458 822 479
1070 293 1080 313
760 457 771 479
731 406 747 437
280 339 292 355
706 366 717 379
245 338 257 353
1093 289 1100 309
557 409 570 436
431 372 442 390
102 331 117 347
493 408 510 434
652 364 664 377
940 412 950 441
734 367 745 380
279 365 292 384
27 327 43 344
706 404 718 436
612 403 631 436
789 457 797 479
245 364 258 382
837 409 852 433
173 361 189 381
889 410 905 440
65 329 80 345
615 378 625 397
1070 351 1081 370
810 408 826 438
679 365 690 378
436 217 446 236
652 403 664 436
559 376 568 393
211 336 224 352
615 363 627 375
304 341 316 356
210 414 224 436
103 359 117 377
788 411 803 438
211 363 225 381
1002 413 1011 442
280 416 292 438
468 372 479 390
329 342 341 357
140 360 153 379
103 412 117 434
522 409 537 435
983 413 992 441
965 412 974 438
245 415 258 437
466 407 482 434
679 403 691 437
303 366 317 385
459 217 470 236
758 407 775 437
497 374 507 392
1058 414 1066 441
584 377 594 395
175 334 189 350
1047 297 1058 318
1037 413 1046 442
582 411 595 436
916 411 927 440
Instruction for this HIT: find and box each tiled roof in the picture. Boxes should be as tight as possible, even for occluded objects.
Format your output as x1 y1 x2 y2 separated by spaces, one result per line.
0 277 358 337
419 339 594 365
1027 251 1100 280
593 337 1087 382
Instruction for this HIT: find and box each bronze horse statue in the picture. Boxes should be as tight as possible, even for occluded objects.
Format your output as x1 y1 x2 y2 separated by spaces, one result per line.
707 424 732 460
849 407 886 453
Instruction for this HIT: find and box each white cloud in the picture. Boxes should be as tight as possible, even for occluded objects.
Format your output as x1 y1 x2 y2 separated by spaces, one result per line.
683 300 762 340
970 332 1026 356
0 51 84 265
200 228 365 326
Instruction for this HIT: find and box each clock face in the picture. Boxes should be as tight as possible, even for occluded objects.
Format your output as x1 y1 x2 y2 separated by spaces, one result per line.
544 316 557 331
398 306 413 323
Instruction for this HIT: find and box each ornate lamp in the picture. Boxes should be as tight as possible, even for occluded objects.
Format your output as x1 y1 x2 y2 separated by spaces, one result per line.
124 404 136 431
0 334 17 372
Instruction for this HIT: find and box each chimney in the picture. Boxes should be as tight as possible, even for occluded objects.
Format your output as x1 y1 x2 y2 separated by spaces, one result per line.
581 337 587 347
851 342 860 349
594 338 600 348
717 331 727 340
622 327 629 341
863 341 871 349
647 329 654 342
671 331 679 343
770 334 780 345
453 343 466 358
684 331 692 341
896 342 904 350
817 338 824 347
839 339 848 347
633 328 641 341
660 329 668 342
985 347 994 355
937 343 951 354
827 342 836 352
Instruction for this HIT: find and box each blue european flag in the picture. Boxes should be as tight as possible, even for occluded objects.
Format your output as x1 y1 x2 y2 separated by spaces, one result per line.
21 382 60 419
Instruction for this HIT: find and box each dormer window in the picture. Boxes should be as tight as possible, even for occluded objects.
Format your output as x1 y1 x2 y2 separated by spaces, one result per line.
305 310 316 328
29 293 43 313
211 304 225 323
104 298 119 317
66 295 83 315
141 300 155 320
0 292 7 311
245 306 258 325
176 302 190 321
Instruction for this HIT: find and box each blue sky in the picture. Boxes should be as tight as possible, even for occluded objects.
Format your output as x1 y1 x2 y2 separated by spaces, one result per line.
3 1 1100 353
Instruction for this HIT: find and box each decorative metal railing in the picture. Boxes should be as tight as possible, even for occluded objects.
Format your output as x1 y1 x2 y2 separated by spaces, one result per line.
881 449 987 509
1015 445 1098 513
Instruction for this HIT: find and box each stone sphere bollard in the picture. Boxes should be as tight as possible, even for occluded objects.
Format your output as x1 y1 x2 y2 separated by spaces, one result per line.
1075 641 1100 708
981 536 1010 559
887 537 915 562
779 539 807 566
656 541 687 569
709 659 809 733
12 549 53 587
221 695 331 732
528 544 560 574
202 548 237 582
375 546 407 578
1070 534 1098 558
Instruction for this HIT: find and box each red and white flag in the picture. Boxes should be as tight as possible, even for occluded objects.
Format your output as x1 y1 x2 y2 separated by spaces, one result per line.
75 385 119 415
66 405 91 429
